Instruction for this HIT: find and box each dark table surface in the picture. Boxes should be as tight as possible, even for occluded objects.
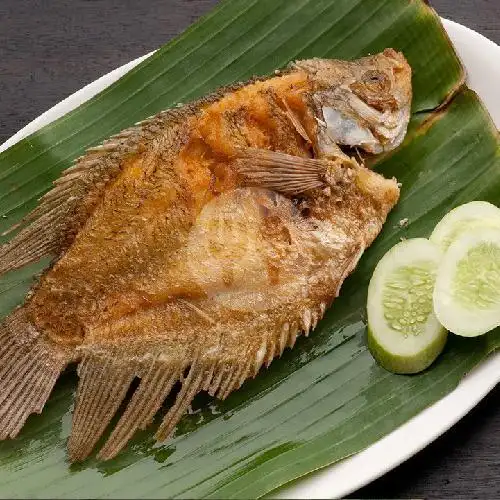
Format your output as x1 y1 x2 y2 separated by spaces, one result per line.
1 1 499 498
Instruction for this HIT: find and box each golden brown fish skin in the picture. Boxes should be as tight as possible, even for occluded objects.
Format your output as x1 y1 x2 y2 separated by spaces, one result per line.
72 163 398 460
27 72 317 341
0 50 407 461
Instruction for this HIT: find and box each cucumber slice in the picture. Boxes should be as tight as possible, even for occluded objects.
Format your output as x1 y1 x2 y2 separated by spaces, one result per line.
433 227 500 337
430 201 500 252
367 239 447 374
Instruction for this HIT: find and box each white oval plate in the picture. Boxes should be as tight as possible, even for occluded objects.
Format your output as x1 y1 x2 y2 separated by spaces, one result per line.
1 17 499 500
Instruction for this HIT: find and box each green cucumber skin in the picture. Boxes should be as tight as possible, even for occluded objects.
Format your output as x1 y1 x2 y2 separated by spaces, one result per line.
367 325 448 375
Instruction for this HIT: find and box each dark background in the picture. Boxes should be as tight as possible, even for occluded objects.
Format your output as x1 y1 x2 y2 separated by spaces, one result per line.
0 1 499 498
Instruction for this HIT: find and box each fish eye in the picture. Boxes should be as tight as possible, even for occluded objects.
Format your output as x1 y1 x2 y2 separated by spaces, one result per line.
362 70 390 91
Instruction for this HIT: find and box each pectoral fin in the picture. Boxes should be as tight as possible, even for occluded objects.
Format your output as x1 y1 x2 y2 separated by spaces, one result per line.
234 148 356 195
280 98 312 144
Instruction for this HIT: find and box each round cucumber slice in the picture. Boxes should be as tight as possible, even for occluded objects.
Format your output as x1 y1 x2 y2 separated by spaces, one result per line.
367 238 447 374
430 201 500 252
433 227 500 337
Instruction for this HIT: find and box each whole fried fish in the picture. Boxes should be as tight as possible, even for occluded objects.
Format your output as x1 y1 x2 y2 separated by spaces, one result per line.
0 48 410 461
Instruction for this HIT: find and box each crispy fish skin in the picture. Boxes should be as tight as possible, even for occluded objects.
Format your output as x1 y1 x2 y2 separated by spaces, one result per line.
0 49 408 461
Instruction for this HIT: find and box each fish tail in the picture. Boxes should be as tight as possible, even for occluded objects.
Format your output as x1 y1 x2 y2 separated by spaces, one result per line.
0 308 70 439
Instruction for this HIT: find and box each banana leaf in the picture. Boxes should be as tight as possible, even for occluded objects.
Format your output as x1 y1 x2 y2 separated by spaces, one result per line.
0 0 499 498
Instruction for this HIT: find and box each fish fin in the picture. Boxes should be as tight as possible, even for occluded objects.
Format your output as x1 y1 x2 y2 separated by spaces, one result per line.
207 362 229 396
0 78 266 278
155 361 209 442
280 98 312 144
264 336 278 368
0 114 177 276
235 148 355 195
68 346 214 461
97 362 179 460
71 299 332 460
216 313 324 401
71 301 331 461
287 322 300 349
278 322 290 356
216 364 240 400
67 354 137 462
218 359 252 400
302 308 312 336
0 308 70 439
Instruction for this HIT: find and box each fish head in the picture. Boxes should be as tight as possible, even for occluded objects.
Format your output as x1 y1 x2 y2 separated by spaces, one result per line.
294 49 412 155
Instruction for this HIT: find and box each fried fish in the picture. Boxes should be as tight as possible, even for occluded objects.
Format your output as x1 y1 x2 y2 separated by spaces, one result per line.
0 49 411 461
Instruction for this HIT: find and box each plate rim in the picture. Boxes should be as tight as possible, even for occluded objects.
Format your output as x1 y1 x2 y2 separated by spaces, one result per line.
1 17 499 500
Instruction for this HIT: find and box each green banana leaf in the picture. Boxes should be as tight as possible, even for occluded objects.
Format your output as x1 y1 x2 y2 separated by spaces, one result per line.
0 0 499 498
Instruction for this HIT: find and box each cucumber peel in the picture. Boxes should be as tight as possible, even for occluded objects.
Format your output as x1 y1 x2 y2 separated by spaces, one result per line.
367 239 447 374
433 227 500 337
430 201 500 252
